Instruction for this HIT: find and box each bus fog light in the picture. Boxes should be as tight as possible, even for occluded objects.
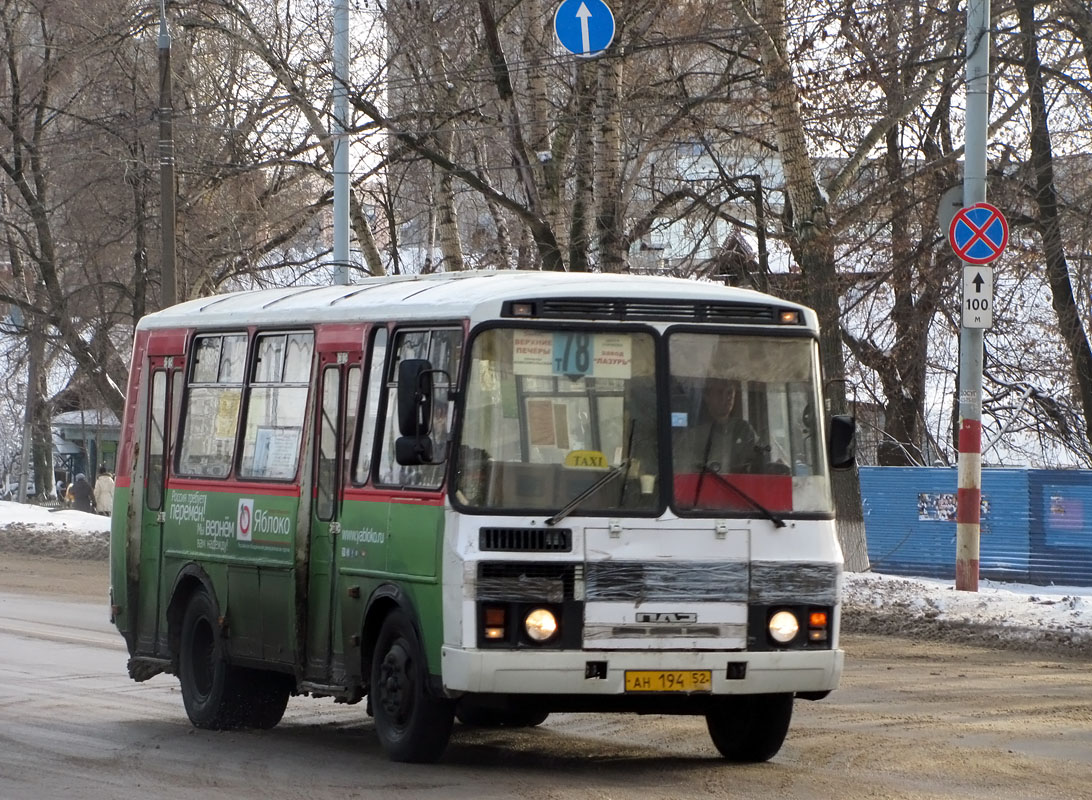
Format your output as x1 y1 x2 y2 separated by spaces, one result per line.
768 610 799 643
524 608 558 642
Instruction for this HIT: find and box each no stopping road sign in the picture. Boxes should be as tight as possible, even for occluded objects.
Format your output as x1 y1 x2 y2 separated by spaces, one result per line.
949 202 1008 265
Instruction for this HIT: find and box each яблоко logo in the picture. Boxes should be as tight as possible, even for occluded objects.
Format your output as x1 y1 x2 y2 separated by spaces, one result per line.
237 498 254 541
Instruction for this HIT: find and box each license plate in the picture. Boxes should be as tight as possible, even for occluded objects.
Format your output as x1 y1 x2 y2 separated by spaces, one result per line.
624 670 712 693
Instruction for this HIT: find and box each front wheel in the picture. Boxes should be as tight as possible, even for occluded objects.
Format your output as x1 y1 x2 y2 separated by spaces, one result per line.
370 610 454 763
705 693 794 762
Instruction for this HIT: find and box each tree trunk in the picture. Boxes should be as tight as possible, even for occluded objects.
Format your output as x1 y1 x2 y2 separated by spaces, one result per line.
569 61 596 272
741 0 868 571
1016 0 1092 449
595 55 625 272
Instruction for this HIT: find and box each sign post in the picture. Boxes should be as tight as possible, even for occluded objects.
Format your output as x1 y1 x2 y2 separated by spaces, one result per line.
954 0 995 592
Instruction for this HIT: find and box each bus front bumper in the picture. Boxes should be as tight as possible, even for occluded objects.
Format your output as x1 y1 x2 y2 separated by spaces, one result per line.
441 646 843 696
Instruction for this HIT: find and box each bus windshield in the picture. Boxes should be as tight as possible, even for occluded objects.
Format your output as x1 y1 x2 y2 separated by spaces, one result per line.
668 331 832 515
455 327 659 514
455 326 833 517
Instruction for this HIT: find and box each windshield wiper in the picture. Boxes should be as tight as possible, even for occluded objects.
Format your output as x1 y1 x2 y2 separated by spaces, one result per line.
545 458 630 527
697 464 786 528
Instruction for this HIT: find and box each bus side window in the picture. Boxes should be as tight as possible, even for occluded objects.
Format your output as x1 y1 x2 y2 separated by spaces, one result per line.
316 366 340 521
147 370 167 511
344 365 361 486
178 334 246 478
238 332 315 481
353 328 387 484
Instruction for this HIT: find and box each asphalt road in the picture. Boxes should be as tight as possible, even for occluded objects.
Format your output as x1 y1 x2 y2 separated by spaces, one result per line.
1 586 1091 799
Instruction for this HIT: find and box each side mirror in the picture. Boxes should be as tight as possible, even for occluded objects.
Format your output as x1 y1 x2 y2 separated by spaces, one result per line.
827 414 856 470
397 359 434 436
396 434 434 466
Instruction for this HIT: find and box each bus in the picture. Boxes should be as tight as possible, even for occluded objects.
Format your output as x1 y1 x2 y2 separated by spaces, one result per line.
110 270 855 763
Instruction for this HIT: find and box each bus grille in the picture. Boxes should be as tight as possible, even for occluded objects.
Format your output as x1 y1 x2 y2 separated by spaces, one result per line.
479 527 572 552
477 562 578 601
507 298 786 324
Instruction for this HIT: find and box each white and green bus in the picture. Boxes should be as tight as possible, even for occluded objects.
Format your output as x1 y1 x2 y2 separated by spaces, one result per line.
110 270 855 762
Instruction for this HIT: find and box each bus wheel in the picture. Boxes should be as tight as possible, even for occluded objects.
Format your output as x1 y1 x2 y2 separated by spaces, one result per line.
178 588 247 729
370 610 454 763
238 669 293 729
705 693 793 762
457 701 549 728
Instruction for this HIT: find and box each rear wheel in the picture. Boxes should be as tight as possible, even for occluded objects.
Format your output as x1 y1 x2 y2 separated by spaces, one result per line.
178 588 249 729
705 693 794 762
370 610 454 762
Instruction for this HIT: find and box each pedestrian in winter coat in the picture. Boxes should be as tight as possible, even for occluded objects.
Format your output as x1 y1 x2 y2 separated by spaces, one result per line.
71 473 94 513
94 466 115 516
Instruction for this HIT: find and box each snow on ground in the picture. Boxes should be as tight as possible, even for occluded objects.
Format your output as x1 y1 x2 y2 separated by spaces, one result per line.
0 500 111 535
842 572 1092 654
0 500 110 558
1 501 1089 653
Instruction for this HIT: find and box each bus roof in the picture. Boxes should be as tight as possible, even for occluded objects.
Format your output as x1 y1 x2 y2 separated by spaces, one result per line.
137 270 817 331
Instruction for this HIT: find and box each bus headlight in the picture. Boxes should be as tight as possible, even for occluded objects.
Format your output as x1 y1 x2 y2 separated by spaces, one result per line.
524 608 558 642
768 610 800 644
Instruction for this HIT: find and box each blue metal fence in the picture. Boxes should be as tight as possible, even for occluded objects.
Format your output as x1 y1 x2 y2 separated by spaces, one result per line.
860 467 1092 586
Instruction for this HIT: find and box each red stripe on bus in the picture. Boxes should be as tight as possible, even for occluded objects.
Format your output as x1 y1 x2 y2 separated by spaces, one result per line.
956 488 981 524
958 419 981 453
166 478 300 497
343 486 445 506
116 475 132 489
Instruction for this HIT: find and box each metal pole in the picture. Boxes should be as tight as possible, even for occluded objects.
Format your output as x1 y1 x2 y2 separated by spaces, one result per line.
158 1 177 307
332 0 350 284
955 0 990 592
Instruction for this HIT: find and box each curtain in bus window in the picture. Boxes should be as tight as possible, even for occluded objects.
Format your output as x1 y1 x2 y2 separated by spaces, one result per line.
178 334 246 478
238 332 315 481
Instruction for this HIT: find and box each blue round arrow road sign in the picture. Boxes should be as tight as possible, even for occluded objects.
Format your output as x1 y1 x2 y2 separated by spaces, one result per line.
948 202 1008 265
554 0 615 58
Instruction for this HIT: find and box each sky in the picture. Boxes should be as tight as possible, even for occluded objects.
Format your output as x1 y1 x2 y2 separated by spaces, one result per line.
1 501 1089 648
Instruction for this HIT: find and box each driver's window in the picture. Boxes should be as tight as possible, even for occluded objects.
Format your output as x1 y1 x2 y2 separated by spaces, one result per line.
376 327 462 488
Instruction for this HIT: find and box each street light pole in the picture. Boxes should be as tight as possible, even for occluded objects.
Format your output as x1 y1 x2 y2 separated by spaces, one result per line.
332 0 350 284
158 0 177 307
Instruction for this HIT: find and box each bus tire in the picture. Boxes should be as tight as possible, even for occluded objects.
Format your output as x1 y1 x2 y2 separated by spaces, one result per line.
178 588 248 729
370 609 454 763
705 693 793 762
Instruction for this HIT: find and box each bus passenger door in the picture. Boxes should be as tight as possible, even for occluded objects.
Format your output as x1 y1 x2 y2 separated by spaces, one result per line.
137 356 180 656
306 346 362 683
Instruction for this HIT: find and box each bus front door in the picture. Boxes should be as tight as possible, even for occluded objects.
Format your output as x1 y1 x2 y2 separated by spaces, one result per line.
306 349 362 684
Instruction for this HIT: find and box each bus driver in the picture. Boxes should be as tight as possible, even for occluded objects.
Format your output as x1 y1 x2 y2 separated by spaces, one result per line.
676 378 764 474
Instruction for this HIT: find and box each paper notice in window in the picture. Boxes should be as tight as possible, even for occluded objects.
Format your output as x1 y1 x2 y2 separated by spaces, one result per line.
513 331 554 376
592 334 632 378
527 399 557 446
